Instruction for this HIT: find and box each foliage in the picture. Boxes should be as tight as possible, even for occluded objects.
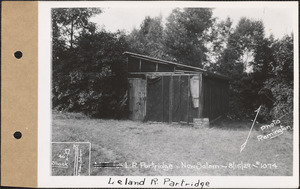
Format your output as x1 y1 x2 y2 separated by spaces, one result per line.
52 8 102 49
163 8 214 67
261 35 294 123
215 18 265 74
52 8 294 122
126 16 166 58
52 8 128 118
127 8 215 67
210 18 293 122
52 31 128 118
204 17 234 71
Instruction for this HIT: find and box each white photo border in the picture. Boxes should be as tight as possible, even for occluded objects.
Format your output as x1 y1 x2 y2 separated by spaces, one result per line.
38 1 299 188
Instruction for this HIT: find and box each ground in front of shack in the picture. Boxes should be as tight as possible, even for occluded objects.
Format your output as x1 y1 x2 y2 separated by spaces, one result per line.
51 111 293 176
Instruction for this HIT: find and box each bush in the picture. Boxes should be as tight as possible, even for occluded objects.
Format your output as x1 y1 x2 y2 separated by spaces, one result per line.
52 31 129 118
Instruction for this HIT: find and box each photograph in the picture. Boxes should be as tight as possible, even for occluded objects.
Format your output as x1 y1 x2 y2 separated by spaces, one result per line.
48 1 296 181
1 1 298 188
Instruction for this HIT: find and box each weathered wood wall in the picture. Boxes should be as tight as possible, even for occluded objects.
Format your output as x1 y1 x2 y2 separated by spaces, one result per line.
128 78 147 121
130 74 229 123
126 53 229 123
202 76 229 120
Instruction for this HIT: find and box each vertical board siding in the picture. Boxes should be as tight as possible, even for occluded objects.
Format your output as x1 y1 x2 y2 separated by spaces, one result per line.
145 76 163 121
180 76 188 122
161 76 164 122
128 78 147 121
202 77 229 120
172 76 181 122
198 74 203 118
132 73 229 123
128 79 134 120
168 76 174 123
187 75 190 124
163 76 170 122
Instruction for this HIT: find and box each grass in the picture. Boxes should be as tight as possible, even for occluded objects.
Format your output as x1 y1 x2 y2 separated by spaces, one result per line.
52 111 293 176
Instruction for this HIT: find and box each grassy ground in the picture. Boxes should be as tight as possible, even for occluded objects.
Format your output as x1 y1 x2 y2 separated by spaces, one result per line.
52 111 293 176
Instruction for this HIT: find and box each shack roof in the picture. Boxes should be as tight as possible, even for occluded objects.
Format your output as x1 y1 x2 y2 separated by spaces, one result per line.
123 51 230 80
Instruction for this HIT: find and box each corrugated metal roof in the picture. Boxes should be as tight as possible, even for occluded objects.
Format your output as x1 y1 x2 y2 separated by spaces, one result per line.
123 51 230 80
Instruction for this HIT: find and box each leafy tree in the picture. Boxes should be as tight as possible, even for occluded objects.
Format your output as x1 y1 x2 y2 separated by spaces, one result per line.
52 8 102 85
213 17 273 120
52 31 128 117
127 16 165 58
214 17 294 122
204 17 233 71
52 8 102 49
51 7 294 122
52 8 128 118
261 34 293 122
164 8 215 67
224 18 265 73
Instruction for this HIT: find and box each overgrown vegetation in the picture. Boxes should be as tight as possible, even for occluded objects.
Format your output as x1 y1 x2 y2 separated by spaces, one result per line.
52 8 293 122
52 8 128 118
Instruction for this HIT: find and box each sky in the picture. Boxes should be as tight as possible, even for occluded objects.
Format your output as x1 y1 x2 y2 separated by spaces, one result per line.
90 6 295 39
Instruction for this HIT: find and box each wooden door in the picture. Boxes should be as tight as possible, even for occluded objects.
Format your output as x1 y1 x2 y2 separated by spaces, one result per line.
128 78 147 121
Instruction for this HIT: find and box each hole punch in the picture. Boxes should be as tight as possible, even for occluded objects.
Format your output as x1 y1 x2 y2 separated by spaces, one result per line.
14 51 23 59
13 131 22 139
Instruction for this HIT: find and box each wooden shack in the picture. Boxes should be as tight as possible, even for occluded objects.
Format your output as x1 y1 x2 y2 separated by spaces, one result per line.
124 52 230 124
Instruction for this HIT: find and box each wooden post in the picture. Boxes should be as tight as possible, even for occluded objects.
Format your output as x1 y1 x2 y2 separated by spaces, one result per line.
126 57 129 116
161 76 164 122
139 59 142 72
168 75 174 123
187 75 190 125
209 81 212 120
178 75 181 123
144 75 147 119
198 73 203 118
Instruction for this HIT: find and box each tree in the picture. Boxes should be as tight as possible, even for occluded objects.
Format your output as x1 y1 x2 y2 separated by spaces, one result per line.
52 8 102 83
214 17 273 120
262 34 293 122
52 8 102 49
164 8 215 67
126 16 165 58
204 17 234 71
226 18 265 73
52 31 128 117
52 8 129 118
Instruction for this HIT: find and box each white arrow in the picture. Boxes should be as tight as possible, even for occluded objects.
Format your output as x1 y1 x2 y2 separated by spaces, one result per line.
240 105 261 153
